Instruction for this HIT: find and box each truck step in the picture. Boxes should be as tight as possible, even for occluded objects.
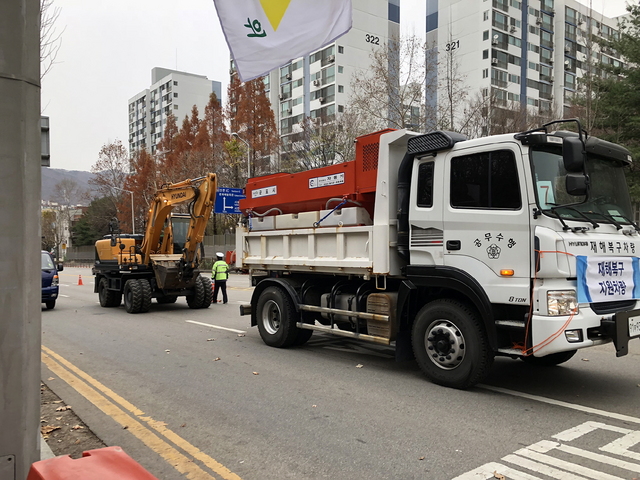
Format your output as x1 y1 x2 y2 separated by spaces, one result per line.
495 319 526 328
497 348 524 357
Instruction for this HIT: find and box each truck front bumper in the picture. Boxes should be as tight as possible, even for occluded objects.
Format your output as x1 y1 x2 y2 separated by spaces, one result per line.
531 308 640 357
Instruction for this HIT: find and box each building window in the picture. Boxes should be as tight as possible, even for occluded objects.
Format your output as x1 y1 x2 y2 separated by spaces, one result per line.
338 85 344 93
174 104 178 109
482 68 489 78
338 66 344 74
173 92 178 98
338 46 344 54
173 81 178 86
483 10 489 21
483 49 489 59
338 105 344 113
483 30 489 41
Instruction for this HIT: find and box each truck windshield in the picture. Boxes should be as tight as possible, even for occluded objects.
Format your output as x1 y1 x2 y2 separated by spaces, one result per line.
41 252 55 270
531 146 633 225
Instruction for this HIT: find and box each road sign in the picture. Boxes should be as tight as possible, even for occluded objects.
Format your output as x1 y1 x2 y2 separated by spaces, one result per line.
214 187 245 214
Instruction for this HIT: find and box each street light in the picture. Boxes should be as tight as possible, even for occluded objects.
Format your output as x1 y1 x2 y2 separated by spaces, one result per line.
231 132 251 178
111 186 135 234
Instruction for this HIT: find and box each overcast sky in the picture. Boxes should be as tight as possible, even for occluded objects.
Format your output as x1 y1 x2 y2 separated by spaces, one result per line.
41 0 631 172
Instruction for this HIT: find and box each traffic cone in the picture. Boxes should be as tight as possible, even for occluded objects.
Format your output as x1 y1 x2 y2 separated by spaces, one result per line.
78 275 83 286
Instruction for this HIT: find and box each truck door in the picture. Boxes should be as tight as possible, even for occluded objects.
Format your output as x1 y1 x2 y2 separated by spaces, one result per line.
409 157 445 266
443 143 531 306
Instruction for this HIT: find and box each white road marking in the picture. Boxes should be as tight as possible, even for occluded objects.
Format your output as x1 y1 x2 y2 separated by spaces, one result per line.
479 385 640 425
547 442 640 473
512 446 624 480
185 320 245 334
553 422 632 442
452 422 640 480
59 294 70 298
600 430 640 462
501 454 593 480
452 462 543 480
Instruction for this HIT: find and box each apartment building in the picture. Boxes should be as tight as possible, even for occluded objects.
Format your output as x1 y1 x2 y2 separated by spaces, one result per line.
425 0 624 133
128 68 222 155
256 0 400 155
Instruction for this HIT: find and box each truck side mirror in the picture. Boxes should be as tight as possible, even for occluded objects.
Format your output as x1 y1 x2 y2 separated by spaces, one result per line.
566 172 589 196
563 137 585 172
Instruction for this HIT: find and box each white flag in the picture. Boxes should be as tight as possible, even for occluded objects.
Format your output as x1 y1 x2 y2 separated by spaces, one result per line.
213 0 352 81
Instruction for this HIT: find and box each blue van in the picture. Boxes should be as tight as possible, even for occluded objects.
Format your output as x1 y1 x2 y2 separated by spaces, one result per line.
42 251 63 309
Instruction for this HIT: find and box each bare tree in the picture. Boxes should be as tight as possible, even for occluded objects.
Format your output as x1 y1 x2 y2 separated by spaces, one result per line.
40 0 64 79
89 140 130 222
350 35 431 132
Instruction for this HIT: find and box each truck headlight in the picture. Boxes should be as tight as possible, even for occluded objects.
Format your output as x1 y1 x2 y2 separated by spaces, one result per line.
547 290 578 316
52 275 59 287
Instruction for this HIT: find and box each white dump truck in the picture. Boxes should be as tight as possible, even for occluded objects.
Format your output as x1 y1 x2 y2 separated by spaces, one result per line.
236 120 639 388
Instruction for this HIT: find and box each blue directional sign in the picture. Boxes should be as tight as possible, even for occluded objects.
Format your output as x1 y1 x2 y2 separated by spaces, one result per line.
214 187 245 214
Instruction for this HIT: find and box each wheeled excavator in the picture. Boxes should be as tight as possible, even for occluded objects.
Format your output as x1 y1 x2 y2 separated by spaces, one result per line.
93 173 217 313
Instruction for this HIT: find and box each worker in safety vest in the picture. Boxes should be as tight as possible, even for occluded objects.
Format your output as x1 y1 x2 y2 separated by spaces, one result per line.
212 252 229 304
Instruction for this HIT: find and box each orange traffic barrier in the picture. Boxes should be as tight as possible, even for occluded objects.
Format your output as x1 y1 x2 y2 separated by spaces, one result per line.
28 446 159 480
78 275 83 286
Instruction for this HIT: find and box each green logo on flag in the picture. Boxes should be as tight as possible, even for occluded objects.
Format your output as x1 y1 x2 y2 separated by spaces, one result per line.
245 18 267 37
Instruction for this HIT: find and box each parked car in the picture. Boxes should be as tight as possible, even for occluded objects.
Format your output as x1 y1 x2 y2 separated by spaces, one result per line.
42 251 63 310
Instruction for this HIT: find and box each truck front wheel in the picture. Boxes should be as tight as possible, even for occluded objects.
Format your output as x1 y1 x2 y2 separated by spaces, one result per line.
412 299 493 389
256 286 300 348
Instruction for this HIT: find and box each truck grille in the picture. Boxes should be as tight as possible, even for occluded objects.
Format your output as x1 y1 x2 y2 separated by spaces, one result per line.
591 299 637 314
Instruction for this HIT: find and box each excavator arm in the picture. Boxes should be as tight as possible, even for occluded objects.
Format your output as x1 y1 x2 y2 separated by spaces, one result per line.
140 173 217 270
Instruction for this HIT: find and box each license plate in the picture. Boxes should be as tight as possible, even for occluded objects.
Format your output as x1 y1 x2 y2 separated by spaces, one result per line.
630 315 640 338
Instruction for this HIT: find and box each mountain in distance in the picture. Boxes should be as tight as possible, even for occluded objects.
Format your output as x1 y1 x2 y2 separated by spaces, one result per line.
41 167 97 205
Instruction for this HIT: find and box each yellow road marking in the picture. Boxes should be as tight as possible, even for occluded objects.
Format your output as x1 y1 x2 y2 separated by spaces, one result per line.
41 346 241 480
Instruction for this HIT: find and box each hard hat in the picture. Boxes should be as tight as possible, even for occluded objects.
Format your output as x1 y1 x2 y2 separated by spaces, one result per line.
216 252 224 258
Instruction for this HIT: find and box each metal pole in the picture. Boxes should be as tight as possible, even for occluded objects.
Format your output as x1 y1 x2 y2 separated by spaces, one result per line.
112 186 135 234
231 132 251 178
0 0 42 476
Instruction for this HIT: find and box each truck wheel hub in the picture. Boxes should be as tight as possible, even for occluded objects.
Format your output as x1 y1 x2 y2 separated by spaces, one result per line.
262 299 282 335
425 320 465 370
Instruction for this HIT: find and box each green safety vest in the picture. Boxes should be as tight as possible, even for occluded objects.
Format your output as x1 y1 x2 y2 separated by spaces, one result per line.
212 260 229 281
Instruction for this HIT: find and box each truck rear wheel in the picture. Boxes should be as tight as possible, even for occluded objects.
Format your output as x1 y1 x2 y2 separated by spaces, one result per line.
412 299 493 389
124 279 144 314
256 286 300 348
98 277 121 307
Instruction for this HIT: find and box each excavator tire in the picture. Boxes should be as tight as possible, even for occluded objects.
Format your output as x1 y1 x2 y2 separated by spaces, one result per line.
124 279 143 314
199 276 213 308
138 278 153 313
98 277 121 308
187 276 205 309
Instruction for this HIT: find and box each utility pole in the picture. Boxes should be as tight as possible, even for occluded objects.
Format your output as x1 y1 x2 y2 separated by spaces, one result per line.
0 0 42 478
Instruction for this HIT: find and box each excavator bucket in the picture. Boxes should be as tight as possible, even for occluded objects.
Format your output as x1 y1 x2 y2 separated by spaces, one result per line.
151 255 198 290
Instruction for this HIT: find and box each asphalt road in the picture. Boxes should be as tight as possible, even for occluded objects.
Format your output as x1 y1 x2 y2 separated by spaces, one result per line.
41 267 640 480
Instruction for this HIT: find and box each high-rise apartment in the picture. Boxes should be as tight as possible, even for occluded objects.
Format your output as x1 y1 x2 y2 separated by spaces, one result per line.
258 0 400 153
128 68 222 155
425 0 624 133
